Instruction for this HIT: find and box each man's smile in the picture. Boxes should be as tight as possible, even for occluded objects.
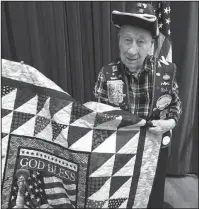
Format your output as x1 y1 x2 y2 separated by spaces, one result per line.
126 57 138 63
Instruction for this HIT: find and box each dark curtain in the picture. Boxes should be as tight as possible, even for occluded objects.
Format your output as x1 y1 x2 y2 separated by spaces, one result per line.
1 1 198 175
167 2 198 175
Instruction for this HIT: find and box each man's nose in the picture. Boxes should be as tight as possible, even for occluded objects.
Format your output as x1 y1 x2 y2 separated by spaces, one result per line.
127 42 138 55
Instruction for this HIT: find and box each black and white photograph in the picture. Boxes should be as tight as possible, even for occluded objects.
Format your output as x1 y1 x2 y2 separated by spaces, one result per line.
1 1 198 208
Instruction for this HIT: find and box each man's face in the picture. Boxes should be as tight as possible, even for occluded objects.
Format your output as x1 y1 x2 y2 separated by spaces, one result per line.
119 25 153 72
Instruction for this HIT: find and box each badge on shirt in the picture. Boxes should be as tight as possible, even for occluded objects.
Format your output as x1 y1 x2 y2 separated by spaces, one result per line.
161 87 169 92
107 80 125 105
163 74 170 81
161 81 170 86
156 94 172 110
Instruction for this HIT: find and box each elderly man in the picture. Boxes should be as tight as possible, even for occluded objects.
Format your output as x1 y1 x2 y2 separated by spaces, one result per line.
94 2 182 209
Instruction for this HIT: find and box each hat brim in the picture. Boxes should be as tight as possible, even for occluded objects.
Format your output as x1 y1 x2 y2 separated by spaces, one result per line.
112 11 158 38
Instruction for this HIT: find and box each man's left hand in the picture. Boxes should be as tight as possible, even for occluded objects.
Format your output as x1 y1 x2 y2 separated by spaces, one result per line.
149 119 176 134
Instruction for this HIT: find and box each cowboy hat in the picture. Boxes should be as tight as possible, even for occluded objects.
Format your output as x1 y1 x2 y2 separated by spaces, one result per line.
112 2 159 38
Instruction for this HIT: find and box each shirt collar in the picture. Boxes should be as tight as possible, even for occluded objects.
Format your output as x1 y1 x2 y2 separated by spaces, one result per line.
119 55 154 75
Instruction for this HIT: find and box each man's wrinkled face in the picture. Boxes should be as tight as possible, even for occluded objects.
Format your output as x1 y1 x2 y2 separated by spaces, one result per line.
119 25 153 72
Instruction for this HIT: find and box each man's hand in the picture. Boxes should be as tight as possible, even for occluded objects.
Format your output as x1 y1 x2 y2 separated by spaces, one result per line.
149 119 176 134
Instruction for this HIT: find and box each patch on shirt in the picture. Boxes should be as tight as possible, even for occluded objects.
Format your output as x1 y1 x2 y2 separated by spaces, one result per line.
107 80 125 106
156 94 172 110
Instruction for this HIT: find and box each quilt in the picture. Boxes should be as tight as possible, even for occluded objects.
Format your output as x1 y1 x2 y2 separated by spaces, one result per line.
1 59 162 208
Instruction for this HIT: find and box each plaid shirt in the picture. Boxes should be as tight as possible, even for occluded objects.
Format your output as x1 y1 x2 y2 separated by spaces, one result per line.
94 56 182 123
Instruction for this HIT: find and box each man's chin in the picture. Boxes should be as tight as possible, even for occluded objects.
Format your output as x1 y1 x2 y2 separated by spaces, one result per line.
125 63 140 72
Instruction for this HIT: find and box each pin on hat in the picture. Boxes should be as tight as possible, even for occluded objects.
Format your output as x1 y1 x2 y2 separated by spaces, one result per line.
111 2 159 38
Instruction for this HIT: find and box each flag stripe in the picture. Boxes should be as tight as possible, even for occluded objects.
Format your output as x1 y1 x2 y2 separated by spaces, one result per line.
44 182 76 195
63 183 76 191
43 176 76 187
46 192 76 202
159 37 171 59
44 183 76 196
47 197 71 205
45 187 67 195
46 192 68 199
154 32 165 58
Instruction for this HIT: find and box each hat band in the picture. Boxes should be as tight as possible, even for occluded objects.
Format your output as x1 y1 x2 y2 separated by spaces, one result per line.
112 10 157 22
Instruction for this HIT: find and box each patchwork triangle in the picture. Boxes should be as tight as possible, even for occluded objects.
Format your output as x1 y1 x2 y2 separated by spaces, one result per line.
116 130 139 152
113 156 136 176
117 113 142 129
36 121 52 141
69 130 93 152
10 111 35 133
2 89 17 110
117 132 139 154
1 109 12 118
52 120 68 141
92 129 116 151
102 200 109 208
89 153 114 175
112 154 135 175
94 116 122 130
89 154 115 177
69 102 93 124
37 94 49 114
2 111 13 133
37 97 51 119
49 97 72 118
119 198 128 208
14 88 36 110
1 85 16 97
34 116 51 136
53 126 69 148
1 132 8 139
108 198 127 208
109 176 132 199
14 95 38 115
70 112 97 129
67 125 92 147
92 131 117 153
52 102 72 125
11 116 36 137
109 176 130 197
87 177 110 197
94 112 117 127
88 178 111 201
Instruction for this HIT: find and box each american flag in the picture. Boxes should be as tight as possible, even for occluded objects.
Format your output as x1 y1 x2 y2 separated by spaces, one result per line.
150 1 172 62
9 170 76 208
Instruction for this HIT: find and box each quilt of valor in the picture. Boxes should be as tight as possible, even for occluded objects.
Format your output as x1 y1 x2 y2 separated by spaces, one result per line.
1 59 162 209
